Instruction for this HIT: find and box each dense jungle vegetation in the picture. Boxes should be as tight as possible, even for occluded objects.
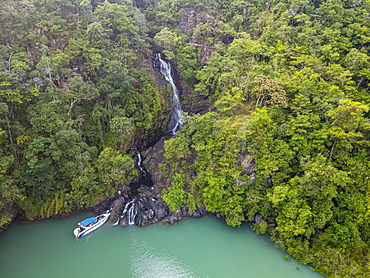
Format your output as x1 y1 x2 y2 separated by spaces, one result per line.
1 0 370 276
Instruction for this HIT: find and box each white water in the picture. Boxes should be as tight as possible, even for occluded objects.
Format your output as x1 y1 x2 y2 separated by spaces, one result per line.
137 152 146 177
156 53 183 134
119 199 137 225
127 201 137 225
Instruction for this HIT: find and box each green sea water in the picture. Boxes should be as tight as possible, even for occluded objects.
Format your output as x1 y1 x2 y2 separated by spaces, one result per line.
0 213 323 278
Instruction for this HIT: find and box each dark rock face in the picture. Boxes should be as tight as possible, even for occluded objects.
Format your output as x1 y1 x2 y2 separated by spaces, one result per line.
107 180 165 226
94 197 115 214
108 185 209 227
95 114 257 229
94 53 254 228
95 133 212 227
143 135 173 188
96 57 212 228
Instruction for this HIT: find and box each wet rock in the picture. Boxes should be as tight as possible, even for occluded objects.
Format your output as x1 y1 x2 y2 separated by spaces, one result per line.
109 182 212 228
190 207 209 219
94 196 115 214
161 206 210 225
109 186 171 227
109 198 123 224
143 136 173 189
154 199 170 221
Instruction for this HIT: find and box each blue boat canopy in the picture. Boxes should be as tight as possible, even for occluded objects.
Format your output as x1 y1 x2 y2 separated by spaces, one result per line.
80 217 97 226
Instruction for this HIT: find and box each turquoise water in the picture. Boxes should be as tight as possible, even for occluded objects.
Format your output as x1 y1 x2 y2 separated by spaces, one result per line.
0 213 323 278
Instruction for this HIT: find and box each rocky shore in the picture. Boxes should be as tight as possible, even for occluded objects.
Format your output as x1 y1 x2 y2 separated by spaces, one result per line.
95 132 257 229
108 186 211 227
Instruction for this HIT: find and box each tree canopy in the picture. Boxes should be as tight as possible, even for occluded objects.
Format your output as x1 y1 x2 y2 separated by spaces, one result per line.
1 0 370 276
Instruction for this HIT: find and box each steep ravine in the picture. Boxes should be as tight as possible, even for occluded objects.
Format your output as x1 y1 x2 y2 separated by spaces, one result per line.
107 54 213 226
104 54 259 227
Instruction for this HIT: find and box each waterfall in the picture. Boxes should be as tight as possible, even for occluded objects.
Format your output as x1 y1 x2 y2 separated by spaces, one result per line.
137 152 146 177
120 199 137 225
156 53 183 134
127 201 138 225
122 200 133 216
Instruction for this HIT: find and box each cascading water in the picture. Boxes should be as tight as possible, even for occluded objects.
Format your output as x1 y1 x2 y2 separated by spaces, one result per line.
129 149 152 196
137 152 146 177
118 199 137 225
156 53 183 134
113 54 184 227
127 201 138 225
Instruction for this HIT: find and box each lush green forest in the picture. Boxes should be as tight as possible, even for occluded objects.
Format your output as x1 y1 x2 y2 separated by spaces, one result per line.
1 0 370 276
0 0 169 221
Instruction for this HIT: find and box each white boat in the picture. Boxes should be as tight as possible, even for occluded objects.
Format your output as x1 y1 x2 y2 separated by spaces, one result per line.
73 212 110 238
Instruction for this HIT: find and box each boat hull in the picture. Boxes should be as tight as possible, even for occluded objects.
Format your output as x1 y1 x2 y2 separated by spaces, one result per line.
73 213 110 238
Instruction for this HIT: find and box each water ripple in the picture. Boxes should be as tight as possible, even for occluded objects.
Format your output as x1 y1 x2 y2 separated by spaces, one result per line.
131 233 196 278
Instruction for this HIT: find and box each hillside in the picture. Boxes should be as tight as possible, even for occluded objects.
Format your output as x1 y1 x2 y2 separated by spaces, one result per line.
0 0 369 276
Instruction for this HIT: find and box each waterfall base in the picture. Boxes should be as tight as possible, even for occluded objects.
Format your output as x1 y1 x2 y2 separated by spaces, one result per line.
107 185 210 227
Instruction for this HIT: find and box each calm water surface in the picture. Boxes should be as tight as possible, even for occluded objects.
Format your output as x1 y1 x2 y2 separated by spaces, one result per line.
0 213 323 278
